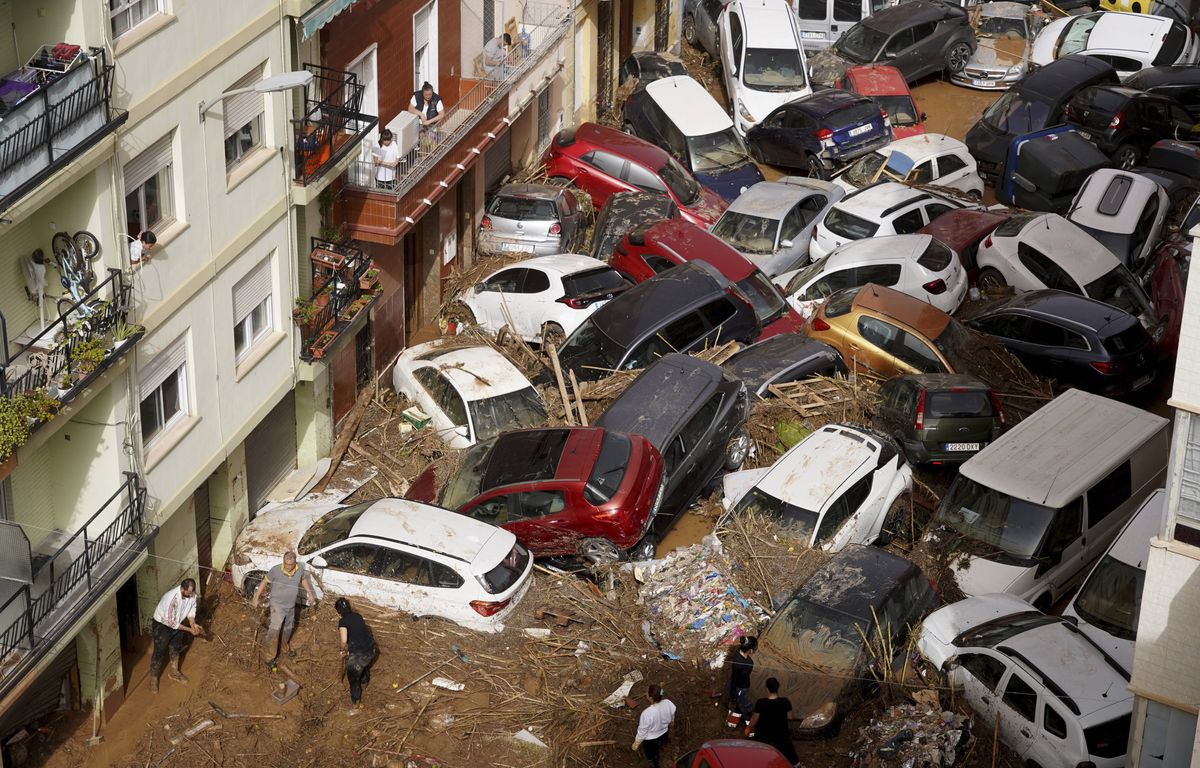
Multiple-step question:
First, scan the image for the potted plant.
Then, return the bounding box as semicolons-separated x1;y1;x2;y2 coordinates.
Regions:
310;329;339;360
20;389;60;423
57;373;75;397
112;320;140;350
71;338;107;377
359;267;380;291
292;298;319;327
0;398;32;463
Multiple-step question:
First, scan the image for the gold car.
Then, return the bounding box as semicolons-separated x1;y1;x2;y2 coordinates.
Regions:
803;283;970;378
1100;0;1146;12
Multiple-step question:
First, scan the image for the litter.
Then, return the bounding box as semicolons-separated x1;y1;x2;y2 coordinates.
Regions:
601;670;644;708
271;679;300;705
851;701;969;768
430;677;465;691
522;627;552;638
512;728;549;748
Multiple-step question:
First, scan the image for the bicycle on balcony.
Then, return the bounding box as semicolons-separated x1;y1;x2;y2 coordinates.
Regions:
50;230;103;328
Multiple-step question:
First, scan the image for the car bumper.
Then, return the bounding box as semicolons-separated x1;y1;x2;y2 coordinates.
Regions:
901;438;988;465
818;133;892;168
477;233;563;256
950;71;1021;90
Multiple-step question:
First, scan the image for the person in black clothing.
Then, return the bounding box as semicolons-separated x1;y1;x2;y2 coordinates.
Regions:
727;635;757;726
334;597;377;707
746;677;799;764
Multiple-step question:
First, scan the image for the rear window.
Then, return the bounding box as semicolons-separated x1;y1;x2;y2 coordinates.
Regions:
478;541;530;594
563;267;628;298
585;432;632;504
994;213;1038;237
824;287;858;318
824;207;880;240
1084;714;1131;759
927;390;993;418
1102;323;1148;355
1074;86;1129;116
488;196;559;221
982;90;1051;134
830;99;882;126
1155;23;1188;66
797;0;826;19
916;239;954;272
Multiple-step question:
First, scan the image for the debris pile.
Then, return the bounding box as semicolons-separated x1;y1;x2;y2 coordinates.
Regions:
851;697;971;768
717;511;831;612
744;376;881;468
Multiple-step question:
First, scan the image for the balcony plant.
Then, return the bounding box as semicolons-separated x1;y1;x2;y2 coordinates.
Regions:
112;320;141;349
310;329;339;360
58;373;75;397
0;389;61;461
359;267;380;291
72;338;107;377
292;298;319;327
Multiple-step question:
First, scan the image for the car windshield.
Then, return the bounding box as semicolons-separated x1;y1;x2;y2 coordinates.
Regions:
734;486;819;542
585;431;632;504
558;319;625;375
487;195;558;221
783;256;832;296
933;319;972;372
937;476;1055;561
478;541;530;594
763;597;865;672
1057;15;1097;57
1084;229;1133;262
824;207;879;240
977;15;1027;38
836;24;888;63
981;90;1052;134
440;440;495;510
469;387;547;442
687;129;754;173
1073;554;1143;641
875;95;920;127
737;271;790;323
712;211;780;254
841;152;889;188
297;500;378;555
743;47;809;91
1085;266;1152;320
659;156;702;206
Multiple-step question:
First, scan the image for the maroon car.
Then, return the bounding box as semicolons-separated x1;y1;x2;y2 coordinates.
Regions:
407;427;665;562
918;208;1010;285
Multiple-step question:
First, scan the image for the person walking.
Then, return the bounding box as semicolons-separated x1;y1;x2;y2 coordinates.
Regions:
251;551;317;671
372;129;401;190
727;635;757;727
630;683;675;768
334;597;377;710
745;677;799;764
148;578;203;693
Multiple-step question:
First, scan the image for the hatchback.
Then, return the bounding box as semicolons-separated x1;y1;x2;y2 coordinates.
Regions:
610;218;805;339
478;184;585;256
1066;168;1168;270
952;2;1043;91
1123;63;1200;121
809;182;964;260
407;427;665;562
875;374;1004;465
917;208;1010;282
541;123;728;226
1031;11;1198;76
1065;85;1198;169
718;0;813;136
589;191;679;262
966;289;1160;396
745;89;892;178
836;64;926;139
834;133;984;197
721;334;847;397
231;498;533;634
683;0;727;59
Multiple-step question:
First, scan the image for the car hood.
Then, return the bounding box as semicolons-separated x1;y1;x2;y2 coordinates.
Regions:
1030;17;1069;67
233;502;344;564
809;49;854;88
892;124;926;140
696;162;766;204
683;185;731;226
969;36;1028;70
751;644;855;721
965;118;1008;166
918;592;1036;667
737;86;811;133
950;554;1026;598
722;467;772;510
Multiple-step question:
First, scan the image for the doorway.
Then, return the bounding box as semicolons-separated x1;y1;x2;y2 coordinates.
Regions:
116;576;141;690
193;483;212;595
414;1;439;91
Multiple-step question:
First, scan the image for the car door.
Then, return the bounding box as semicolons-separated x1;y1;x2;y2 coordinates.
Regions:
882;25;919;74
308;541;385;605
921;202;956;226
749;108;789;165
1083;461;1133;582
677;392;726;503
474;267;528;331
853;314;903;374
948;650;1009;726
1036;496;1086;601
893;329;949;373
412;367;454;437
994;667;1044;761
719;8;741;101
374;547;468;622
934;152;971;191
510;488;577;555
559;192;581;249
815;471;876;550
580;150;632;205
699;0;724;55
890;207;925;236
782;109;819;168
517;267;553;339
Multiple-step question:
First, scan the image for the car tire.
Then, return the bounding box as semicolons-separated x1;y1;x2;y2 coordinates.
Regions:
806;155;829;181
578;537;621;565
1130;1;1141;10
242;571;266;600
541;322;566;350
1114;144;1140;170
977;267;1007;293
683;13;698;46
945;42;972;74
628;534;658;561
725;429;752;470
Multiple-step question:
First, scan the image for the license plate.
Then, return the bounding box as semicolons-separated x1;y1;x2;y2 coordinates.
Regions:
1133;374;1153;390
944;442;981;451
848;124;872;137
1077;130;1092;141
802;31;824;39
971;79;995;87
500;242;525;252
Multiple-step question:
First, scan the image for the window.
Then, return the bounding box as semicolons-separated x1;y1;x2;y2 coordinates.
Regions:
124;135;174;238
1024;319;1068;348
729;13;744;60
1087;461;1131;527
469;495;512;523
1042;498;1083;556
413;1;437;91
797;0;827;20
816;474;873;545
139;337;189;449
233;259;274;362
644;255;677;274
804;268;858;300
223;68;267;170
895;331;943;373
1001;673;1038;723
858;316;899;350
524;269;551;293
698;299;736;329
960;653;1007;690
1018;243;1080;293
833;0;862;22
376;549;464;588
884;28;917;56
626;163;667;193
110;0;162;38
323;543;381;574
938;153;967;176
583;150;627;178
785;110;816;131
414;368;448;404
892;209;924;235
515;489;568;518
910;161;934;184
681;395;721;452
537;87;552;149
1044;704;1068;739
855;263;902;287
485;268;527;292
925;203;954;221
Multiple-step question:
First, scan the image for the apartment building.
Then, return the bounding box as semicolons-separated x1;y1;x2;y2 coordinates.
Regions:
574;0;678;125
0;0;376;739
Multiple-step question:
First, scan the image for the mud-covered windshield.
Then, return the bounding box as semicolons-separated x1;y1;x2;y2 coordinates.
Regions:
763;597;864;672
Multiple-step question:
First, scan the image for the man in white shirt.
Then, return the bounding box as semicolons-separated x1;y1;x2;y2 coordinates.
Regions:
149;578;203;693
483;33;513;76
631;683;676;767
128;230;156;265
373;129;401;190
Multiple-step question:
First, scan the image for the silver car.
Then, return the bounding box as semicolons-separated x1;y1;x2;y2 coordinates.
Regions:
951;2;1042;90
478;184;584;256
708;177;844;277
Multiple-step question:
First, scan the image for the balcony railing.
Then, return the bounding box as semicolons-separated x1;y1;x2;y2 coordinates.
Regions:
292;63;378;186
0;268;140;402
0;472;154;694
294;239;381;362
343;1;572;200
0;47;128;213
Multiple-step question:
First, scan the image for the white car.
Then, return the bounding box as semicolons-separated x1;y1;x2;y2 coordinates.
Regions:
809;182;965;261
1067;169;1168;271
231;498;534;634
833;134;985;198
719;0;812;137
392;342;547;449
1031;11;1198;77
918;594;1134;768
974;212;1157;329
774;234;968;318
458;254;630;347
720;423;912;551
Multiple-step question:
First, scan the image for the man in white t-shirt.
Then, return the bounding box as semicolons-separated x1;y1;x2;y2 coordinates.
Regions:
149;578;203;693
373;130;401;189
128;230;157;265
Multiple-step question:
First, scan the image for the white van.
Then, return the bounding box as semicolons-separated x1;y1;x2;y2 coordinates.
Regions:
1064;488;1163;674
793;0;889;51
719;0;813;136
933;388;1168;609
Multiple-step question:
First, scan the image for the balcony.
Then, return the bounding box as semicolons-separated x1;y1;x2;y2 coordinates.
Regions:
291;64;378;204
0;46;128;215
0;473;154;699
292;240;381;362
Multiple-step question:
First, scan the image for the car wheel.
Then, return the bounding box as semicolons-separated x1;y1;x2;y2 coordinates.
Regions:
725;430;752;470
242;571;266;600
806;155;829;180
578;537;621;565
628;534;658;561
1130;1;1141;10
945;42;972;74
622;122;636;136
446;300;476;331
1114;144;1140;170
977;267;1007;293
683;13;698;45
541;322;566;350
548;176;574;188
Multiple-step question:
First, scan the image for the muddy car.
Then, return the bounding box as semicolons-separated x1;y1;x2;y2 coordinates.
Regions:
952;2;1044;91
721;334;847;397
590;191;679;262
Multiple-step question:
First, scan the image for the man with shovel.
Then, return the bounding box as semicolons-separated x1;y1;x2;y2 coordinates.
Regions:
149;578;203;693
251;551;317;671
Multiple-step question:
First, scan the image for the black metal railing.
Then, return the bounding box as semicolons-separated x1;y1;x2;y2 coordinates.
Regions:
298;239;379;361
292;63;378;186
0;47;128;213
0;268;138;400
0;473;152;673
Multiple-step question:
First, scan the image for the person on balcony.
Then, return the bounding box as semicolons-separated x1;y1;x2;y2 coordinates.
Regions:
148;578;203;693
372;129;401;190
483;32;514;77
407;82;445;149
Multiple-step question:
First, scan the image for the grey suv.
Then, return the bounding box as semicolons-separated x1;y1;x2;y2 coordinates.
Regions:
874;374;1004;465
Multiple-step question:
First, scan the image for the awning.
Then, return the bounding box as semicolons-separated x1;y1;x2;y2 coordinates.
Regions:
299;0;360;40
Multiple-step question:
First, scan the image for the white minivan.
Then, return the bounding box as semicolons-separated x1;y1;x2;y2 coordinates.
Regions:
793;0;889;51
720;0;813;136
1064;488;1163;674
932;388;1168;610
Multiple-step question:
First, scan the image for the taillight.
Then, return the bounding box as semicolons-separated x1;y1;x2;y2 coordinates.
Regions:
923;279;947;295
480;216;492;230
989;391;1006;426
549;222;562;235
983;235;993;249
810;316;831;331
470;598;512;617
1109;112;1123;129
815;128;833;141
880;110;888;120
914;389;926;430
1090;360;1126;374
558;295;589;309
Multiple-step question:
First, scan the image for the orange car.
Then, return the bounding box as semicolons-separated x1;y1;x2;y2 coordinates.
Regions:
804;283;970;377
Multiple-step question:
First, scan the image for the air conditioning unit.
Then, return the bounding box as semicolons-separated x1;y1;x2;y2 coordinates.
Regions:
388;111;420;155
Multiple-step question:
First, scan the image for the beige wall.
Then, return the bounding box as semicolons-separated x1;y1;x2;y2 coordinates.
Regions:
1131;541;1200;714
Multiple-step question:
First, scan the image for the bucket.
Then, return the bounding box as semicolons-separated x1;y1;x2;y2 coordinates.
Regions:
725;710;741;729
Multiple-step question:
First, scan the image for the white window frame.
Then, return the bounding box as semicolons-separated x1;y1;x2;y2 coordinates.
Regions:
109;0;164;39
413;1;439;92
233;257;275;364
139;337;190;451
1166;409;1200;539
224;116;263;170
234;297;272;362
222;67;267;171
124;135;175;237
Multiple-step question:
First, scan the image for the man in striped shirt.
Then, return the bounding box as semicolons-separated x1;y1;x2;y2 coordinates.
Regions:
149;578;203;693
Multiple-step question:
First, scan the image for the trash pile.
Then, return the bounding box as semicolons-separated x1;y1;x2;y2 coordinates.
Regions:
637;536;769;667
851;695;971;768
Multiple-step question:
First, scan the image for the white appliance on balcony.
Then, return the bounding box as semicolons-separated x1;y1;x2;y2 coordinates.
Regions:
387;111;420;156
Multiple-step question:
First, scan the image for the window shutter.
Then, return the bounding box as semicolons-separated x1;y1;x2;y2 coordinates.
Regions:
139;336;188;395
233;258;273;322
414;5;431;53
123;134;173;192
223;68;266;140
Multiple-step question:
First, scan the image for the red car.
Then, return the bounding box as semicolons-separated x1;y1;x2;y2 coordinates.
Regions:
407;427;664;562
836;65;926;140
541;123;727;228
673;740;792;768
1150;237;1187;356
918;208;1010;285
610;218;804;340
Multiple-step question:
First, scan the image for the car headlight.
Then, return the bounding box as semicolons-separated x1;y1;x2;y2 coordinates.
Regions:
800;701;837;729
737;100;756;124
1006;64;1024;76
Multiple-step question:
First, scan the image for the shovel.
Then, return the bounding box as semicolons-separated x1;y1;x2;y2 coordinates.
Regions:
209;701;285;720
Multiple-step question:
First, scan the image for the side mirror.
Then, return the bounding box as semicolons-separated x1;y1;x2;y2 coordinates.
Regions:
474;282;487;293
309;555;328;569
780;239;794;249
920;112;928;122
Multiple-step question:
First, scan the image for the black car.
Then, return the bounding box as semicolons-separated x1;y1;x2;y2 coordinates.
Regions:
966;55;1118;186
966;289;1160;397
683;0;724;59
553;261;761;383
1132;140;1200;220
1065;85;1199;170
808;0;975;87
874;374;1004;465
595;353;751;530
590;191;679;262
618;51;688;90
1123;65;1200;121
745;90;892;177
749;546;938;737
722;335;846;397
1000;128;1109;213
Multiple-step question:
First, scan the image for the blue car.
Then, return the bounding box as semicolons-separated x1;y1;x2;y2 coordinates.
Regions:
745;89;892;179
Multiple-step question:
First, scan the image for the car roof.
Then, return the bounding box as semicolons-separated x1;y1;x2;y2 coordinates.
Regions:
700;740;794;768
575;122;673;170
1018;54;1117;101
864;0;957;27
794;544;920;619
726;178;839;216
979;1;1027;18
791;89;868;116
481;428;575;489
887;373;990;391
981;289;1138;334
405;343;532;399
838;181;932;218
1125;64;1200;89
724;335;840;385
731;0;802;48
960;388;1166;507
1085;12;1175;54
918;209;1009;250
1106;488;1163;567
645;76;733;136
759;424;879;511
494;183;565;200
639;218;756;280
349;498;514;567
595;353;726;450
1011;214;1119;283
853;282;952;338
1070;169;1160;236
878;133;969;163
593;261;730;344
825;234;933;268
500;253;611;277
1079;84;1144;105
844;64;909;95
